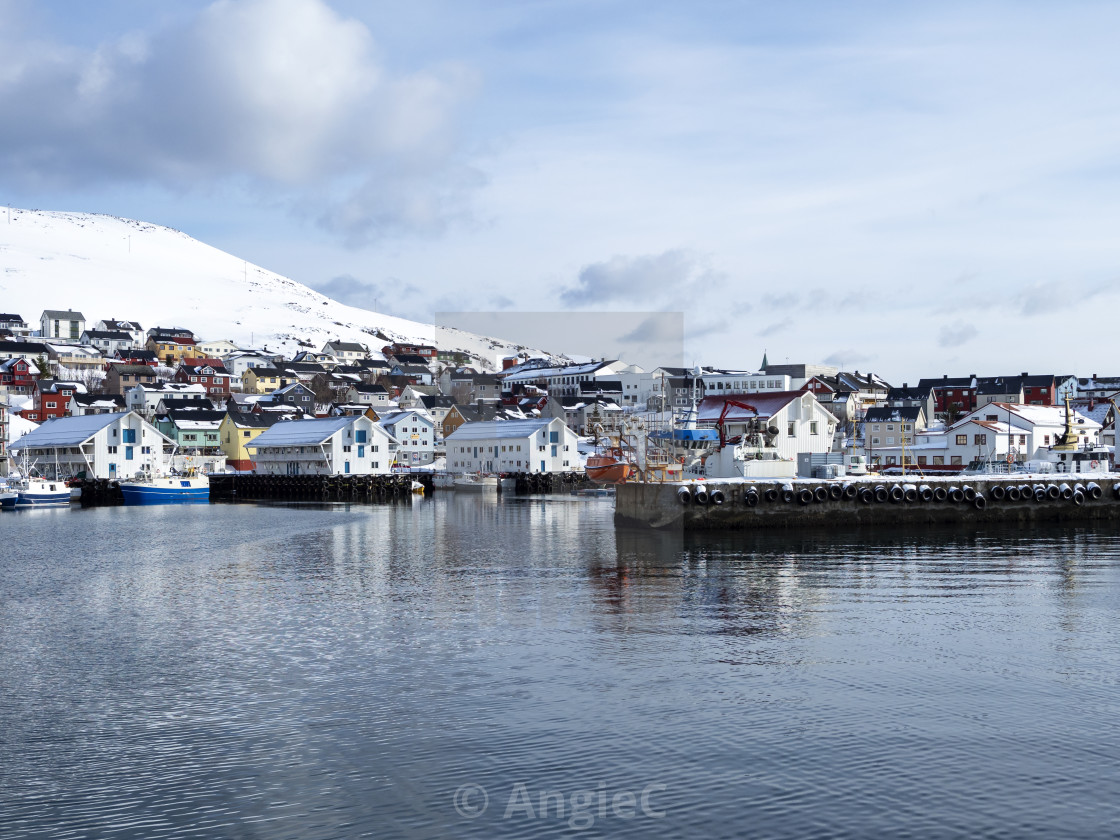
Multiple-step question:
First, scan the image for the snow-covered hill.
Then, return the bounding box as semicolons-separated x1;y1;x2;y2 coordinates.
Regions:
0;209;539;369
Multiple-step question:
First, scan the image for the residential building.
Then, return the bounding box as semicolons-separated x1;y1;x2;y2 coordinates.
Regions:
378;409;436;467
125;383;208;418
68;393;127;416
40;309;85;341
94;319;145;344
863;406;926;459
104;363;160;395
156;409;226;453
173;360;232;397
695;392;839;460
219;410;279;471
0;357;38;395
145;334;197;366
346;383;391;409
445;418;580;474
249;415;397;475
322;340;369;361
80;329;135;356
872;403;1103;469
23;379;85;422
194;339;240;358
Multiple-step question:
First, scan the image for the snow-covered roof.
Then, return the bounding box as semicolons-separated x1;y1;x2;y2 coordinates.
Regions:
250;416;363;447
11;412;126;448
446;418;559;441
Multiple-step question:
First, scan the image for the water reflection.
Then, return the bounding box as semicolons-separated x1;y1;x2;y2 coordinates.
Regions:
2;503;1120;839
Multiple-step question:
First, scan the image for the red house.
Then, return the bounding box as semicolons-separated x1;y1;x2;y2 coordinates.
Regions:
0;357;38;394
173;360;232;397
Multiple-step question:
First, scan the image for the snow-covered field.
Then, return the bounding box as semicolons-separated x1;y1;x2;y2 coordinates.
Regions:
0;209;542;369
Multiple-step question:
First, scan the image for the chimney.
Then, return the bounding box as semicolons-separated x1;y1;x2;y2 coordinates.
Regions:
1021;372;1028;377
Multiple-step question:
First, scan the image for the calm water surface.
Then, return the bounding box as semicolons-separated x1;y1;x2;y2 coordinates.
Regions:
2;495;1120;839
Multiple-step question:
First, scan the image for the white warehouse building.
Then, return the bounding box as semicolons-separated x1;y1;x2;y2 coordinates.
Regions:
10;411;174;479
249;415;398;476
445;418;579;474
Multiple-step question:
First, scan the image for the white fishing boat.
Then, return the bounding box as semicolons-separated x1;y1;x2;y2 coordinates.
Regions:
453;473;498;491
432;472;456;490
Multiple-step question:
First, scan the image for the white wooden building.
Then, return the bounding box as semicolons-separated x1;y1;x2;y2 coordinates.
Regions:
9;411;174;479
871;403;1103;469
249;415;398;475
378;409;435;467
696;391;839;460
445;418;579;474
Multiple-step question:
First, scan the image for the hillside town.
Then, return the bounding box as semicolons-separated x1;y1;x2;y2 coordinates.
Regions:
1;308;1117;482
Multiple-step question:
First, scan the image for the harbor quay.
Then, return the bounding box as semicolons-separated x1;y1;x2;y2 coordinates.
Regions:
615;475;1120;530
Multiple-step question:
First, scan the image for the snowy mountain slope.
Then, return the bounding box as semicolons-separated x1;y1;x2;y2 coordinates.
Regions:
0;209;540;369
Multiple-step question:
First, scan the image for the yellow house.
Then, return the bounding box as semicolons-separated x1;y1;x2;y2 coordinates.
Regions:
220;410;276;470
145;336;196;366
242;367;284;394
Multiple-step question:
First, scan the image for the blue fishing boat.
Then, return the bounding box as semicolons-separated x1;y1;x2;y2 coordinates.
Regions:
118;472;210;505
0;477;72;509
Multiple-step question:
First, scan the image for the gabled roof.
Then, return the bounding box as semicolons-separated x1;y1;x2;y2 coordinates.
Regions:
696;392;805;422
108;363;159;375
71;393;126;408
324;340;367;353
379;409;434;427
350;383;388;394
224;410;279;430
83;329;133;340
0;340;50;354
864;405;922;423
42;309;85;320
250;416;367;447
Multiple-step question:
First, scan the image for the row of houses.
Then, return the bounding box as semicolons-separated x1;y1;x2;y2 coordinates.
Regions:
10;408;580;481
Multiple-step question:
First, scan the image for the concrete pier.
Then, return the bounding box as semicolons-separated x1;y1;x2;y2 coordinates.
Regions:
615;476;1120;529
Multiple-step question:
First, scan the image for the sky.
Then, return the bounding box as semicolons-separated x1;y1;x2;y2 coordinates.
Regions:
2;0;1120;382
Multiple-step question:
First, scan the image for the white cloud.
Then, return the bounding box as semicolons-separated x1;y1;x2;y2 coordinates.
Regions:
0;0;479;240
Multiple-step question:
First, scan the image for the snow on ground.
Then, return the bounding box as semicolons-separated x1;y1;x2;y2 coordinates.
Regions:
0;209;548;370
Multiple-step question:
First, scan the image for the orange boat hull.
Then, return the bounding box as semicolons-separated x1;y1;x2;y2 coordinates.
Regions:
586;455;632;484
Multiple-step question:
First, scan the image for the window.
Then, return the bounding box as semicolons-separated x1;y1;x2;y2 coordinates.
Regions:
917;456;927;465
107;445;118;454
933;456;944;465
810;421;819;435
243;430;251;438
974;434;986;445
872;424;880;432
951;456;962;465
886;437;895;445
787;422;795;436
1044;435;1050;445
45;401;56;409
955;435;967;445
886;424;894;431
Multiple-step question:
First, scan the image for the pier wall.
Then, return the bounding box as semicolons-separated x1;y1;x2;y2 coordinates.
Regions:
615;477;1120;530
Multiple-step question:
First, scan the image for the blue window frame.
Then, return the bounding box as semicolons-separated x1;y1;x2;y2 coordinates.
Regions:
125;446;134;460
549;431;558;443
123;429;137;443
358;445;365;458
356;429;367;443
344;461;351;474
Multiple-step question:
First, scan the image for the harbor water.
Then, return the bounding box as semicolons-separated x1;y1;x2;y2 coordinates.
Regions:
2;496;1120;838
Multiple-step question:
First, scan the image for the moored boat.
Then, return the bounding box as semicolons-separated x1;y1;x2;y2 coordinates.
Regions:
453;473;498;491
0;477;72;509
585;449;633;484
119;472;210;505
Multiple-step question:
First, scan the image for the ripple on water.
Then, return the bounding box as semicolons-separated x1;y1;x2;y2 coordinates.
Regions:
2;504;1120;838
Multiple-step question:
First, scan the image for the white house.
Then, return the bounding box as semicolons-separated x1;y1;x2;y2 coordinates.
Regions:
195;338;241;358
445;418;579;474
322;340;369;362
126;383;208;418
378;409;436;467
10;411;174;479
347;383;392;409
249;415;398;475
95;319;145;345
696;391;839;460
40;309;86;342
80;329;136;356
871;402;1103;469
